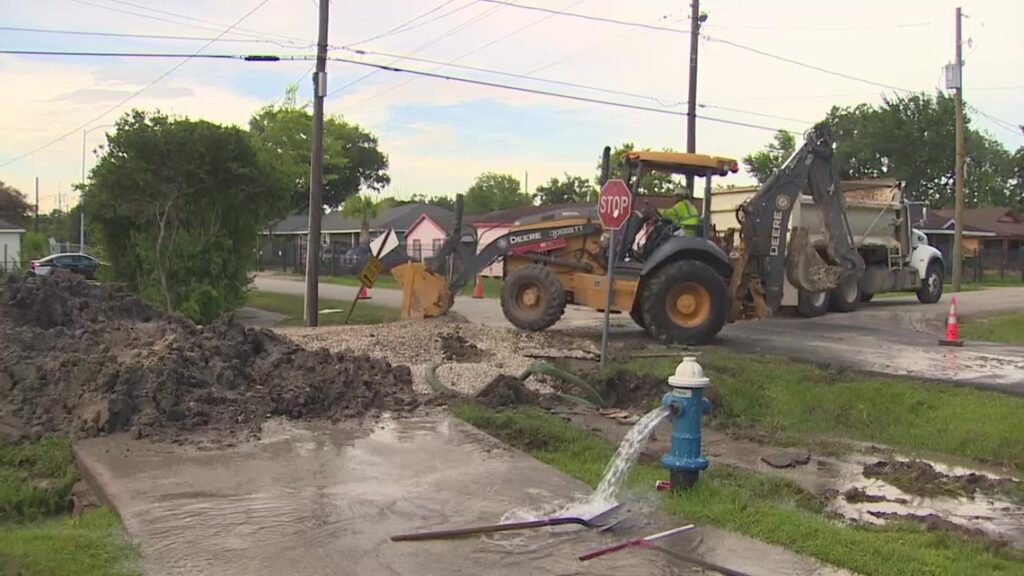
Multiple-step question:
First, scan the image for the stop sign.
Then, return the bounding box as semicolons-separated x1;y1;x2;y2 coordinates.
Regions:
597;179;632;230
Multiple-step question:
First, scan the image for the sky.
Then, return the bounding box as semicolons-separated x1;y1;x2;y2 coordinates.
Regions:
1;0;1022;213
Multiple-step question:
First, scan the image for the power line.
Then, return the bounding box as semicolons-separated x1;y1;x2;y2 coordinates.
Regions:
64;0;303;46
698;103;812;125
0;24;308;45
478;0;691;34
342;0;464;47
101;0;306;44
967;105;1023;137
0;49;248;59
0;0;275;170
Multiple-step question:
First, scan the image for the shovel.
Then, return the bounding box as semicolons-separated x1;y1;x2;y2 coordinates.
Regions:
391;503;624;541
578;523;695;561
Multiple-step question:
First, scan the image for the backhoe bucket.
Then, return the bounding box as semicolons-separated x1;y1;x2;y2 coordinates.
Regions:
786;229;841;294
392;262;454;319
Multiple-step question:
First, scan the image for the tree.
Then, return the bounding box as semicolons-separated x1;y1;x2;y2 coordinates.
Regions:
597;143;678;195
84;110;287;322
399;193;456;210
463;172;530;214
249;97;389;212
1012;147;1024;208
0;181;31;227
823;92;1015;207
341;195;391;244
534;174;596;204
742;130;796;184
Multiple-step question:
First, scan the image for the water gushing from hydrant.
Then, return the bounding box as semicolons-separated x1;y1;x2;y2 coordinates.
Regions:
589;406;670;506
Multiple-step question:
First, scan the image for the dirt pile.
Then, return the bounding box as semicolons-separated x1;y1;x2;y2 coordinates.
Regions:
0;271;416;443
475;375;538;408
438;327;489;363
596;370;719;411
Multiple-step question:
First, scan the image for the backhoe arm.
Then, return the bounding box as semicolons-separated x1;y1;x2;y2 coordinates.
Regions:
739;126;864;311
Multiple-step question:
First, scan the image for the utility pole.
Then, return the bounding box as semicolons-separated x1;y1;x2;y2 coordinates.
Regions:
304;0;330;326
34;177;39;233
80;130;87;253
951;6;966;292
685;1;706;195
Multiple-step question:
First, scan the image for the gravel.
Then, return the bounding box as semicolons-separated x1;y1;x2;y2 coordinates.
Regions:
278;317;598;396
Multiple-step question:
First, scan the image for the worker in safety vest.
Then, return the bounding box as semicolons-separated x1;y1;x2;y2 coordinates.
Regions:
658;186;701;237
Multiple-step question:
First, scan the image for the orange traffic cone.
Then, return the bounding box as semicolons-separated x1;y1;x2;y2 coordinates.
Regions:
472;275;484;299
938;296;963;347
358;285;371;300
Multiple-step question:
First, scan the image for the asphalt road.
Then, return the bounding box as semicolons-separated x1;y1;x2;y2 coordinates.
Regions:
253;274;1024;394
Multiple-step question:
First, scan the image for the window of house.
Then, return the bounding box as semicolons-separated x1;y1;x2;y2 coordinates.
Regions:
432;238;443;257
412;239;422;260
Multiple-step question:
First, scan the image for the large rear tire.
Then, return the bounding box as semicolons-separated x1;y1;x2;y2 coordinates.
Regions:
797;290;829;317
828;276;860;313
641;260;727;345
916;261;944;304
501;265;566;331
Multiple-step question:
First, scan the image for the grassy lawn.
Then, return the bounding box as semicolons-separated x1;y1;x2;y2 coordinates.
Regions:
619;350;1024;474
959;312;1024;345
245;290;400;326
454;405;1024;576
0;437;138;576
277;272;504;299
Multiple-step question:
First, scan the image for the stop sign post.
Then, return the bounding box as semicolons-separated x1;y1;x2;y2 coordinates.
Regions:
597;179;632;369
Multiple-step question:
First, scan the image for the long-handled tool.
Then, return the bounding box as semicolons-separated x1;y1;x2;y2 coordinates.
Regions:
578;523;695;561
391;503;623;542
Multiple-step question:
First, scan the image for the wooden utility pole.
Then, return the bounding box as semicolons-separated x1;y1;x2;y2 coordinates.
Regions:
304;0;330;326
685;1;704;194
951;6;966;292
34;177;39;233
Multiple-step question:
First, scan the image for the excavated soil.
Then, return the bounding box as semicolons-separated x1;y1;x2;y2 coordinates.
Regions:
474;375;539;408
595;370;720;411
0;271;416;444
438;327;489;363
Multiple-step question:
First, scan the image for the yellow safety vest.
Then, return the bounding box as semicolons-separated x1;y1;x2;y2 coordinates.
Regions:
658;200;701;237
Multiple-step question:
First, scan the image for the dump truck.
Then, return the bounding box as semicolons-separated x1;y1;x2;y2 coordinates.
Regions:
711;181;945;316
393;126;912;344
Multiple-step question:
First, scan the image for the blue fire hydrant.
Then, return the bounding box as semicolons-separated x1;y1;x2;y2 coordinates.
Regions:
660;356;712;491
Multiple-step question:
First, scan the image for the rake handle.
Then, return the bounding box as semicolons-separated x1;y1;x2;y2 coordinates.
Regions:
578;539;650;561
391;517;582;541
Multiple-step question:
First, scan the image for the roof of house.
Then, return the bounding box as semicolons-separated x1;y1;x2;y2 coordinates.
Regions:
918;213;995;236
932;207;1024;238
266;202;454;235
0;218;26;232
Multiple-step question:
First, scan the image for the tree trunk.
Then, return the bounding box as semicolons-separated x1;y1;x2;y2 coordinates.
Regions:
360;215;369;245
155;199;175;313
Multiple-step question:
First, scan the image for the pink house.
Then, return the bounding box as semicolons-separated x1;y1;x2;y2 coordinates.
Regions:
403;212;451;263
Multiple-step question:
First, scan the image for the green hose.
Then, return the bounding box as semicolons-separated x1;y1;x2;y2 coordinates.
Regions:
517;361;605;407
425;361;604;408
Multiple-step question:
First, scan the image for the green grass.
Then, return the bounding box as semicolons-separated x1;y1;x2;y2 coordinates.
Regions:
278;272;504;299
0;437;78;523
453;405;1024;576
960;312;1024;345
245;290;400;326
618;350;1024;474
0;509;138;576
0;438;139;576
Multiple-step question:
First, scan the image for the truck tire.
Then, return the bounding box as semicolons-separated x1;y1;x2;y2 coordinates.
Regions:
828;276;860;313
859;292;874;303
797;290;829;317
501;265;566;331
641;260;727;345
916;261;944;304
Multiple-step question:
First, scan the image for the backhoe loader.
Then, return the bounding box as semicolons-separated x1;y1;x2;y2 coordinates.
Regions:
393;125;864;345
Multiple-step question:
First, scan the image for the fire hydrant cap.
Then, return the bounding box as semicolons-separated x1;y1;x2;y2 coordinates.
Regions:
668;356;710;388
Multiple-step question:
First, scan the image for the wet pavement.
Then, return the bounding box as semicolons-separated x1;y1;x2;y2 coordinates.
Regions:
569;410;1024;550
75;413;851;576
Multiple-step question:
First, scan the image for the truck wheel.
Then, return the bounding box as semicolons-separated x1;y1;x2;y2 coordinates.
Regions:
641;260;727;345
859;292;874;303
797;290;829;317
501;265;566;331
828;277;860;313
916;261;944;304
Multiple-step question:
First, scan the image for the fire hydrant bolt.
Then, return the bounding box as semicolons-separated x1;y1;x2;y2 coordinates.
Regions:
660;356;710;491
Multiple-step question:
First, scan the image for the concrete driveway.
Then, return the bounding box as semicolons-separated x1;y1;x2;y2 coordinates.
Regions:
253;274;1024;393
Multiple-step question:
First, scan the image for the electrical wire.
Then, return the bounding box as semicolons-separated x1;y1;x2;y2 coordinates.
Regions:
967;105;1023;137
0;49;246;59
0;0;275;170
477;0;691;34
342;0;464;48
0;25;305;45
101;0;306;44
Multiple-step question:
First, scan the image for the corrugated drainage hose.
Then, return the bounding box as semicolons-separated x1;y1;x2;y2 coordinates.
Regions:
425;361;604;407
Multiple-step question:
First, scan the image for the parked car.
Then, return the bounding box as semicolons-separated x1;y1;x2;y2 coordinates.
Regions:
30;253;99;279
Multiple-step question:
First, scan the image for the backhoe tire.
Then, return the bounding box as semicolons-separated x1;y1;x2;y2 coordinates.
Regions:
501;265;566;331
641;260;727;345
916;261;944;304
859;292;874;303
797;290;829;317
828;276;860;313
